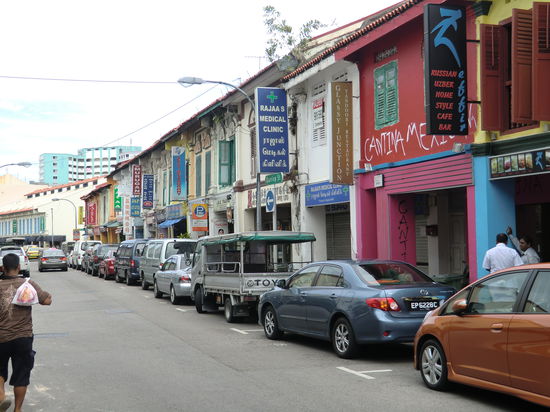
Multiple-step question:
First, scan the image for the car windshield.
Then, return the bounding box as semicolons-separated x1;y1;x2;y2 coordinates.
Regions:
165;241;196;258
355;262;433;286
1;249;23;256
81;242;100;250
100;245;118;256
43;250;65;257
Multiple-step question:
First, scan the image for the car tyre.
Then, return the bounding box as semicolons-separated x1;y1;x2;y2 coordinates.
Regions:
115;271;122;283
126;272;133;286
332;317;358;359
63;267;68;272
263;306;282;339
141;273;149;290
224;297;236;323
153;281;163;298
38;268;43;272
195;287;205;313
170;286;181;305
420;339;449;391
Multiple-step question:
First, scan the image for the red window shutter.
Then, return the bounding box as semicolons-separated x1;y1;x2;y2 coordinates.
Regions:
533;2;550;121
511;8;533;124
481;24;503;130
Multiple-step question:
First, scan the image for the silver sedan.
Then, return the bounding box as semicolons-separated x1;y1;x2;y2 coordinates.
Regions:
153;254;192;304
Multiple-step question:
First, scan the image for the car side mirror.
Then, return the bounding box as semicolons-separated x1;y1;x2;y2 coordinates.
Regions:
276;279;287;289
185;259;191;267
451;298;468;315
113;252;118;257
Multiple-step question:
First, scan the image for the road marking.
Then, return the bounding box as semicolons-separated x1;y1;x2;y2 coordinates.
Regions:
119;287;126;289
176;308;188;312
142;295;151;299
336;367;392;380
230;328;263;335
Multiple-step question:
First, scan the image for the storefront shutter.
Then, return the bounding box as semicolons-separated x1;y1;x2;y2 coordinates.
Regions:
512;9;533;124
326;212;351;260
480;24;503;130
533;2;550;120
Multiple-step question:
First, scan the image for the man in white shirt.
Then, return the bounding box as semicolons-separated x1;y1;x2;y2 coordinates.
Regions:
483;233;523;273
506;227;540;264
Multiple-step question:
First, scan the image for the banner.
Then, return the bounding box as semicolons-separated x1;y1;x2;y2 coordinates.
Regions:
114;186;122;211
78;206;84;225
87;202;97;226
130;197;141;217
255;87;289;173
191;203;208;232
329;82;353;185
132;164;142;196
424;4;467;135
171;147;187;201
123;197;132;235
142;174;154;208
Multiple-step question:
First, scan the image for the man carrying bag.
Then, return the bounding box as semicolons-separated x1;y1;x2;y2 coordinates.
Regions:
0;253;52;412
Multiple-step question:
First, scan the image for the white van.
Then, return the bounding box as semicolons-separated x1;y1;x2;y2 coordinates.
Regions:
70;240;102;269
140;238;196;290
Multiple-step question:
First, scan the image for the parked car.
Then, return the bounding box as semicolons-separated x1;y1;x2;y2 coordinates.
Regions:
61;241;75;258
153;254;193;304
114;239;149;285
99;250;117;280
90;244;119;276
24;245;41;259
414;263;550;408
258;260;456;358
0;246;30;277
140;239;196;290
38;248;68;272
70;240;102;269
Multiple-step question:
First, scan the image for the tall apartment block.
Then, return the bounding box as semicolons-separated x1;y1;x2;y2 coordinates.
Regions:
39;146;141;185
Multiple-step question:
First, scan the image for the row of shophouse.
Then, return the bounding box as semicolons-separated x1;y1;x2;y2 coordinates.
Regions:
8;0;547;286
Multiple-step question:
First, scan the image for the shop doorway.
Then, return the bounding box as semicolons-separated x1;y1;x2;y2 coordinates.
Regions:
516;203;549;262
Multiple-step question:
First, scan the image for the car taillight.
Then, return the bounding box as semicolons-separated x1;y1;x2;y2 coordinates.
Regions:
366;297;401;312
179;275;191;283
130;260;135;267
159;263;163;269
94;256;98;262
60;257;67;261
41;258;47;262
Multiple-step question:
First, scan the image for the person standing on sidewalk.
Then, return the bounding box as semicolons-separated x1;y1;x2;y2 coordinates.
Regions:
0;253;52;412
506;226;540;264
482;233;523;274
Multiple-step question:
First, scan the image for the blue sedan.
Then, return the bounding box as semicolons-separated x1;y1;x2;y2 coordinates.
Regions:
258;260;456;358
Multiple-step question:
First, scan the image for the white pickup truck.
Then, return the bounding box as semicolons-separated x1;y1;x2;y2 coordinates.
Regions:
190;231;316;322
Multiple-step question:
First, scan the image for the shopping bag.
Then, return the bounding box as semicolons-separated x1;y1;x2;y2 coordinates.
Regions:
11;278;39;306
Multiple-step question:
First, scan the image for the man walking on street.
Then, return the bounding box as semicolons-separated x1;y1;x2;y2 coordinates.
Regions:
483;233;523;274
0;253;52;412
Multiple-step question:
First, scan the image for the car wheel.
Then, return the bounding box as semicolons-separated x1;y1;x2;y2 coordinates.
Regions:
115;271;121;283
126;272;133;286
170;286;181;305
153;281;163;298
224;297;236;323
141;273;149;290
63;267;68;272
39;268;43;272
420;339;449;390
195;287;205;313
263;306;282;339
332;317;358;359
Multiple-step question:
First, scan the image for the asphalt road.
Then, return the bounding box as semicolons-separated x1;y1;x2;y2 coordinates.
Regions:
5;261;546;412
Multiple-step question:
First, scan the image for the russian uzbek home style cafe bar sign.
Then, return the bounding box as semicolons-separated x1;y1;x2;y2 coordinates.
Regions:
424;4;467;135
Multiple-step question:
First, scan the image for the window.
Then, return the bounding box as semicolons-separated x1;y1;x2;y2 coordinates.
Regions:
481;4;550;131
467;271;529;314
135;243;146;257
523;271;550;313
205;151;211;193
153;243;162;259
195;155;202;197
219;140;235;187
311;81;327;147
288;265;321;288
316;265;344;287
374;60;398;129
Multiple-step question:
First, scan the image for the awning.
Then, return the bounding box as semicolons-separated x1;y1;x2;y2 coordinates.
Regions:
157;217;184;228
104;221;120;228
202;231;316;246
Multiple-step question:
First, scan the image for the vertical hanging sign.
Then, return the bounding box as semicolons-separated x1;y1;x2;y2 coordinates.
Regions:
132;164;142;196
114;186;122;211
255;87;289;173
328;82;354;185
142;174;154;208
87;202;97;226
171;147;187;201
424;4;467;135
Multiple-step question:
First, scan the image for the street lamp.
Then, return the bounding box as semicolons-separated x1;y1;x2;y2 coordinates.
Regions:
0;162;32;168
177;76;262;231
52;198;78;233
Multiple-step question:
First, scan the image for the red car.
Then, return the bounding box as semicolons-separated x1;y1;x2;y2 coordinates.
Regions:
98;251;117;280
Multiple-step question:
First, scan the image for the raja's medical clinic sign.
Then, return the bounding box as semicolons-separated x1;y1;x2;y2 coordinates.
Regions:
424;4;467;135
255;87;289;173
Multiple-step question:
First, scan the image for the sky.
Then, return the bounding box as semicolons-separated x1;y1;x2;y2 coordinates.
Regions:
0;0;396;183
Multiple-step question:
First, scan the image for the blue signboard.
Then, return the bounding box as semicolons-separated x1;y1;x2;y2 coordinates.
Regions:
266;189;275;213
130;197;141;217
255;87;289;173
305;182;350;207
142;174;154;209
171;146;187;201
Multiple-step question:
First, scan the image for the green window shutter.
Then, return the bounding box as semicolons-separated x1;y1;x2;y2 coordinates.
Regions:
374;67;386;129
196;155;202;197
385;62;398;124
230;140;235;184
219;141;233;187
205;151;211;194
374;60;399;129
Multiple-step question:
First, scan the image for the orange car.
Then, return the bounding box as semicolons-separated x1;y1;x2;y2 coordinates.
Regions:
414;264;550;408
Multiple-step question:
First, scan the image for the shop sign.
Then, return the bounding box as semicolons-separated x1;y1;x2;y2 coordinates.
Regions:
117;173;131;197
329;82;353;185
142;174;154;208
191;203;208;232
12;219;17;234
132;165;142;196
166;203;185;220
73;229;80;241
247;184;291;208
171;147;187;201
130;197;141;217
123;197;132;235
255;87;289;173
154;209;166;224
213;197;229;213
489;149;550;180
93;226;101;236
114;186;122;211
305;182;350;207
87;202;97;226
424;4;467;135
78;206;84;225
